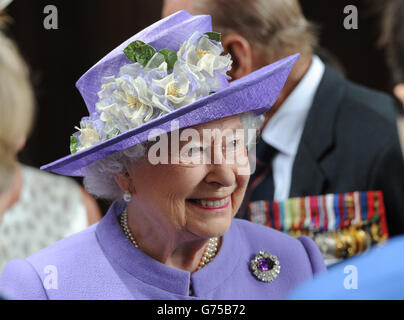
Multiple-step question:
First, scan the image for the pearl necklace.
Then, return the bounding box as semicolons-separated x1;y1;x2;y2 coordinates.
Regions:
120;208;219;271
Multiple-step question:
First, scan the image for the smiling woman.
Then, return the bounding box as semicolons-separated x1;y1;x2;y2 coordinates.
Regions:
0;10;325;300
111;116;251;272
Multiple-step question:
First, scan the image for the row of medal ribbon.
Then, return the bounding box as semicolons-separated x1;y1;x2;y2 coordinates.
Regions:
248;190;389;263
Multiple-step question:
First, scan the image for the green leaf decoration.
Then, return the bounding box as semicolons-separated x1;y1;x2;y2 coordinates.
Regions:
135;44;157;67
204;32;221;42
70;136;78;154
158;48;178;70
146;52;166;69
132;40;146;48
124;40;146;62
124;40;156;66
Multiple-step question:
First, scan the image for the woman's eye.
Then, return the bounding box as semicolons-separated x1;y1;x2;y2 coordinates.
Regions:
188;147;202;157
224;138;245;156
229;139;239;149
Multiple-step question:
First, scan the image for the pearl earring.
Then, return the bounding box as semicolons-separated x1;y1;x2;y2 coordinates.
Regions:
123;190;132;202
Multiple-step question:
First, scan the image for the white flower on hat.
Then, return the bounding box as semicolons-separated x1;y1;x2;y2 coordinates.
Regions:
153;64;200;108
178;32;232;78
70;31;232;154
75;121;100;152
95;62;172;141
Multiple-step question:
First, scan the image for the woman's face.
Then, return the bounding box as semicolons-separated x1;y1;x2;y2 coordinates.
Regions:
127;115;250;240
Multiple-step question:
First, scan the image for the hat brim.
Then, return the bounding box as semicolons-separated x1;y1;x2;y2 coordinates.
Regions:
41;53;299;176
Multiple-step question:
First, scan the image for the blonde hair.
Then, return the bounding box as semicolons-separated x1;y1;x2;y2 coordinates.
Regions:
191;0;318;62
0;25;34;194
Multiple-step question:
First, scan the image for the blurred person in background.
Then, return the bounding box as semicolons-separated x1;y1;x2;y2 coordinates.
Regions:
287;0;404;299
163;0;404;266
379;0;404;148
0;4;101;272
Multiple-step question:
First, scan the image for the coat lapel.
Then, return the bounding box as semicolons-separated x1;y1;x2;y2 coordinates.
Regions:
289;66;346;197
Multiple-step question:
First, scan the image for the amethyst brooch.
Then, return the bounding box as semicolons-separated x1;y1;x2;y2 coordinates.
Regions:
250;251;281;282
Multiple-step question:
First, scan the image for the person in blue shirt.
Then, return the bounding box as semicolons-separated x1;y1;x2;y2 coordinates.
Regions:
288;235;404;299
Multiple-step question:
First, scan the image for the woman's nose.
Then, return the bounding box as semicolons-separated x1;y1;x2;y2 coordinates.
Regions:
204;161;237;187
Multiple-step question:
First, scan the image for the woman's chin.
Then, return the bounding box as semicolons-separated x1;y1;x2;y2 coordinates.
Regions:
185;210;233;238
189;224;231;239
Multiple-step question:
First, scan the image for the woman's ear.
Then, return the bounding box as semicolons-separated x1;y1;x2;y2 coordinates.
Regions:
221;33;253;80
113;171;134;194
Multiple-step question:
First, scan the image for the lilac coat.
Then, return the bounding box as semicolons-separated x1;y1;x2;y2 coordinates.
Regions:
0;201;325;299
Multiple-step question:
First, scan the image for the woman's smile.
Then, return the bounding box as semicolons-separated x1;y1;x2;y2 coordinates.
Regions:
187;196;231;210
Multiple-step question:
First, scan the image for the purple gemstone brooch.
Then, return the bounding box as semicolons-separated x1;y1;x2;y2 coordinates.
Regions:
250;250;281;282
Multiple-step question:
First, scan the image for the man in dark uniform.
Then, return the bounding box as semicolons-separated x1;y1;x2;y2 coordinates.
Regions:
289;0;404;298
162;0;404;238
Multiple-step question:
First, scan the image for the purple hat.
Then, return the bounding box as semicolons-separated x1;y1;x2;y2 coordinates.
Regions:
41;10;299;176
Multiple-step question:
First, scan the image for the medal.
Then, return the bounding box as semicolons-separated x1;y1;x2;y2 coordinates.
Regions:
353;192;361;226
246;190;389;267
326;194;336;232
279;201;285;231
370;223;384;243
345;193;354;225
376;191;389;238
350;225;366;254
304;196;311;232
341;228;357;257
333;231;345;259
273;202;281;230
284;199;293;233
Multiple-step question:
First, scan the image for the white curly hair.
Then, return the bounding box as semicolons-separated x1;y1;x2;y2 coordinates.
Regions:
83;112;265;201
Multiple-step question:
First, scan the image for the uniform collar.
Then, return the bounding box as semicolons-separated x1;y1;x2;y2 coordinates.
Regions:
95;201;242;297
261;55;325;156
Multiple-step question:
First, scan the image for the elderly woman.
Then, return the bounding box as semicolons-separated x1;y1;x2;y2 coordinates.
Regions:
0;11;325;300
